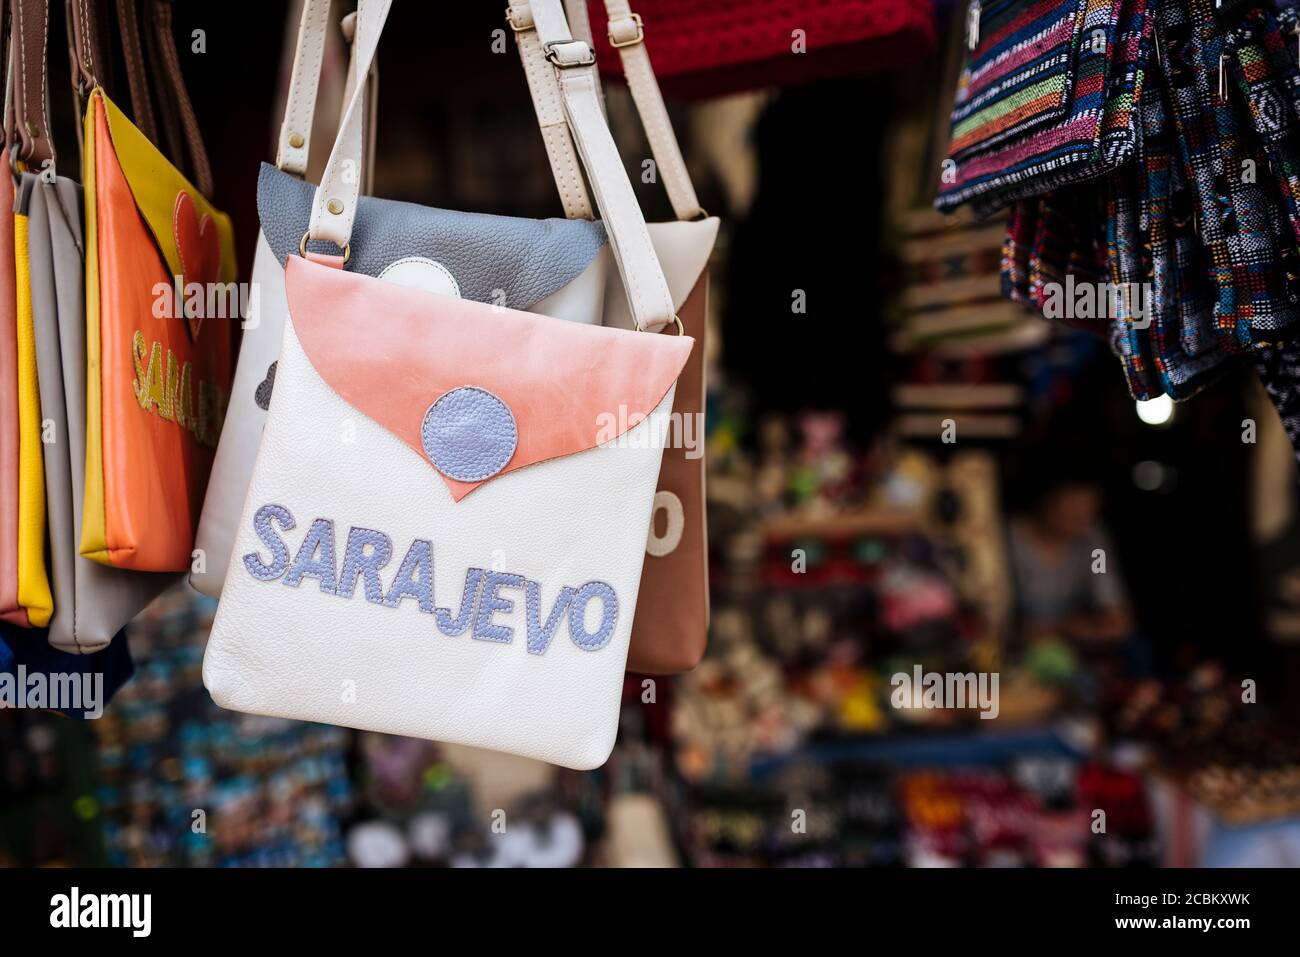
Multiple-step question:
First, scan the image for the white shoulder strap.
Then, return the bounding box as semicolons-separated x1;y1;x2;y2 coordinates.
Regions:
507;1;594;220
275;0;377;184
511;0;704;222
339;10;378;197
310;0;677;332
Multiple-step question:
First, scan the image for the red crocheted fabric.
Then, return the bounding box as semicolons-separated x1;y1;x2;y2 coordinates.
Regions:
587;0;936;100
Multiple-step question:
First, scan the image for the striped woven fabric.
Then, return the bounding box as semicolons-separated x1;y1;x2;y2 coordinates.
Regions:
937;0;1132;211
971;0;1153;215
948;0;1091;159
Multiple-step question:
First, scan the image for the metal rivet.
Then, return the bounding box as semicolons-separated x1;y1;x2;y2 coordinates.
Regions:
327;198;344;215
288;132;305;149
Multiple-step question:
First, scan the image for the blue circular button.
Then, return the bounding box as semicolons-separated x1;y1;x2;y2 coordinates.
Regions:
421;387;518;482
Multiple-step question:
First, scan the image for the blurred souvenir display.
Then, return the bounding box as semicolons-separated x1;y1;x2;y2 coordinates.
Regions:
6;0;1300;876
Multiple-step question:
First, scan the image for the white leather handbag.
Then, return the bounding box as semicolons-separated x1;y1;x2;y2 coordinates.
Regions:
202;0;689;770
190;0;611;598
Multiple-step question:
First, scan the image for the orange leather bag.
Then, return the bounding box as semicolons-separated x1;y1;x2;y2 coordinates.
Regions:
75;0;235;572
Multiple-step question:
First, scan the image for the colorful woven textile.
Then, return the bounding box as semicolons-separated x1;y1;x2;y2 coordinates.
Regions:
1135;59;1238;398
1160;0;1300;347
939;0;1147;211
975;0;1155;214
947;0;1092;159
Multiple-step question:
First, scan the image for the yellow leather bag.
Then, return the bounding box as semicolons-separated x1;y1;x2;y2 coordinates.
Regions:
13;203;52;625
75;1;235;572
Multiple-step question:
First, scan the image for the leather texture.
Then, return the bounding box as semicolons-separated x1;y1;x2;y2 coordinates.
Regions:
307;0;389;246
525;0;724;671
521;0;705;222
144;0;214;197
27;173;175;652
80;89;234;571
311;0;674;331
191;189;610;597
626;273;708;673
528;0;676;331
285;255;690;500
203;258;689;769
508;1;596;219
258;163;608;309
12;0;57;166
276;0;336;177
274;0;379;179
13;191;53;627
116;0;158;146
602;219;718;674
0;148;30;627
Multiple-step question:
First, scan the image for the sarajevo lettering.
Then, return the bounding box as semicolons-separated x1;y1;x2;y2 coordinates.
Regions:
241;504;618;654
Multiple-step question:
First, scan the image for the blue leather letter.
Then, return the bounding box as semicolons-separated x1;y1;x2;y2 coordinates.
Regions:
283;518;339;594
384;538;435;613
243;504;295;581
525;581;575;655
338;526;394;604
473;572;525;644
568;581;618;651
436;567;485;637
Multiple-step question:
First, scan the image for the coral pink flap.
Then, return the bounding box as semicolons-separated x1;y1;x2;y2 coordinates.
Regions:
285;256;692;500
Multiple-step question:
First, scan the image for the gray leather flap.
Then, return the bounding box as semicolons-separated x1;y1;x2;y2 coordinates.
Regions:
257;164;607;310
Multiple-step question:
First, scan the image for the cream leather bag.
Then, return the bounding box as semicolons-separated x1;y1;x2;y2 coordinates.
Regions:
191;0;612;598
203;0;688;770
511;0;718;674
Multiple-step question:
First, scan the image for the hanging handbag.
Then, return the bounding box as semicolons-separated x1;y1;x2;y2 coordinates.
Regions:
937;0;1156;215
0;0;28;626
512;0;717;674
15;0;174;652
582;0;936;100
74;0;236;572
203;0;691;769
8;22;51;626
190;0;612;599
0;136;24;626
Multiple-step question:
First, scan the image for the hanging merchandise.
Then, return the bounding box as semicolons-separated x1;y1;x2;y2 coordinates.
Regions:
582;0;937;100
203;0;692;770
936;0;1154;215
511;0;719;674
1232;0;1300;458
936;0;1300;460
191;0;610;600
0;118;24;627
12;0;173;653
75;0;236;573
10;60;53;628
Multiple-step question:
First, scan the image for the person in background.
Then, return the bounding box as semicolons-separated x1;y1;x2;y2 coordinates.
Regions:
1008;478;1134;649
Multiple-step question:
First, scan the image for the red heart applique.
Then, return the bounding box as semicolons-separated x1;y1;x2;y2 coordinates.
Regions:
172;191;222;339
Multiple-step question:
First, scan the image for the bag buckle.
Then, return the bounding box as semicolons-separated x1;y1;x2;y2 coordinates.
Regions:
544;39;596;68
505;4;533;33
608;13;644;48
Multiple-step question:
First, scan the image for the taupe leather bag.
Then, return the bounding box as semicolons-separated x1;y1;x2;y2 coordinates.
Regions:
20;0;174;652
